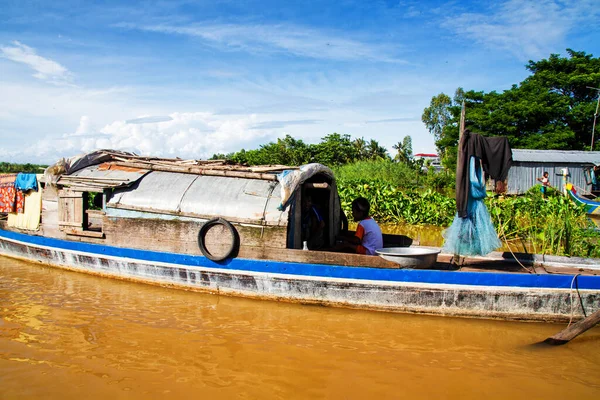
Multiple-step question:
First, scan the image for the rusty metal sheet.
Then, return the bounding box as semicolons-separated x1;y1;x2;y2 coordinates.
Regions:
110;171;198;211
58;162;149;188
180;175;283;223
108;171;286;225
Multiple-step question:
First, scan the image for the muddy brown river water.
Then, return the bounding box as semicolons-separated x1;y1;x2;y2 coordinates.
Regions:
1;256;599;399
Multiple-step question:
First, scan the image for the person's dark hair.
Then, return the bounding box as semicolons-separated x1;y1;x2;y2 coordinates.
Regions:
351;197;370;215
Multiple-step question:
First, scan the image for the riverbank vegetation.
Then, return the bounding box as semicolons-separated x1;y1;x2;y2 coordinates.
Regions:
337;181;600;258
212;133;456;191
488;188;600;258
0;162;47;173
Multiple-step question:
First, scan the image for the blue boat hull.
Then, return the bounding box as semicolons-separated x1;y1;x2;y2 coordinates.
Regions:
1;229;599;322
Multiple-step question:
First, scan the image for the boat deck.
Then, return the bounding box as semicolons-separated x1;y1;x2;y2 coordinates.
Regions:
436;253;600;276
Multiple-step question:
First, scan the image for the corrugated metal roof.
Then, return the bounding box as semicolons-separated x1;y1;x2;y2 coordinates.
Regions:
108;171;286;225
512;149;600;165
57;162;149;190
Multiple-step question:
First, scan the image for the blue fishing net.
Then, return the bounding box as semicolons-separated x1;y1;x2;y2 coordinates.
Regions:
443;156;502;256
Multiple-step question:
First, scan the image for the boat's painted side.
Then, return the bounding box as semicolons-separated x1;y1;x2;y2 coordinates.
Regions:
1;229;598;322
566;183;600;215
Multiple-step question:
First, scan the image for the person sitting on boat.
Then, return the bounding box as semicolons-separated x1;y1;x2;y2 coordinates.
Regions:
537;171;550;198
301;194;325;250
336;197;383;255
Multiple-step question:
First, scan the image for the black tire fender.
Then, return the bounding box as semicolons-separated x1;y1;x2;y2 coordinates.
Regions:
198;218;240;261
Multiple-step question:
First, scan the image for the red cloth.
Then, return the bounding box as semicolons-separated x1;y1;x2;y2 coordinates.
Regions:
0;182;24;213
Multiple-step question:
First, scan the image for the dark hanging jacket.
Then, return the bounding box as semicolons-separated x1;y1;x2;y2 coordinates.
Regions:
455;130;512;218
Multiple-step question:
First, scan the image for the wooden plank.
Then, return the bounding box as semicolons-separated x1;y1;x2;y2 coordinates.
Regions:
59;221;85;227
58;189;83;230
544;309;600;345
64;228;105;238
103;217;288;251
113;161;279;181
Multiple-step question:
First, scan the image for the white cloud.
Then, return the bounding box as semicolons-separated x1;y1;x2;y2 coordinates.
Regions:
126;116;174;124
0;41;73;85
443;0;599;60
74;116;95;135
118;22;405;63
44;112;279;161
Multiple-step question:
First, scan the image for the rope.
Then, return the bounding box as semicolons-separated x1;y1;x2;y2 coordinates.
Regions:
574;274;588;318
568;274;579;327
495;212;533;274
567;274;588;328
573;184;596;198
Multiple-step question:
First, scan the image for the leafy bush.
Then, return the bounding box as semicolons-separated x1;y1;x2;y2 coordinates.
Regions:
338;179;455;226
333;159;455;191
0;162;47;173
487;186;600;257
337;180;600;257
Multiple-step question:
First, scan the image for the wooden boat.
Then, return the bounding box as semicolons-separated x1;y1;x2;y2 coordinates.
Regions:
1;150;599;322
565;183;600;215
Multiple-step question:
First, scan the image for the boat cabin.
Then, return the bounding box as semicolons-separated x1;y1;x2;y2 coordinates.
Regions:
28;150;405;266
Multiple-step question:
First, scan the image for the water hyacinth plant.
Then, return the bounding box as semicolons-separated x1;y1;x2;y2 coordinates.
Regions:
337;180;600;258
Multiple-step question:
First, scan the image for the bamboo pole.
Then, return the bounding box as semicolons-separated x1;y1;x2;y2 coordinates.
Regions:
113;161;279;181
452;101;466;266
588;86;600;151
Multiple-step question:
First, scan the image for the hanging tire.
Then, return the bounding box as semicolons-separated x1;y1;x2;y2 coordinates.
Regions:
198;218;240;262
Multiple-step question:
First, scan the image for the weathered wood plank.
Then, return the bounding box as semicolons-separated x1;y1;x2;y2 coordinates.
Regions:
59;221;86;227
102;217;288;252
64;228;105;238
113;161;279;181
544;309;600;345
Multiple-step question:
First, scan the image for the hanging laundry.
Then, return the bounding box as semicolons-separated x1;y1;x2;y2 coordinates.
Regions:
8;180;42;230
0;174;24;213
455;130;512;218
15;173;38;192
443;156;502;256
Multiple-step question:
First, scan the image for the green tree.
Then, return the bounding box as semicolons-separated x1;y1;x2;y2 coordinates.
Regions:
422;93;452;144
423;49;600;159
313;133;358;166
392;135;413;165
353;137;369;160
366;139;388;161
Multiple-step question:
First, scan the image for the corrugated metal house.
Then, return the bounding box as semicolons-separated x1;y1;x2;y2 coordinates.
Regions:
506;150;600;195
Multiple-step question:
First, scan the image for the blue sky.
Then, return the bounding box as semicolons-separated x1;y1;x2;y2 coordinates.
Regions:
1;0;599;163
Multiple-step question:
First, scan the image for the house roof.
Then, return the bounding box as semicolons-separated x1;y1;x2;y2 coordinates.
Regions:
414;153;438;157
57;162;150;191
512;149;600;165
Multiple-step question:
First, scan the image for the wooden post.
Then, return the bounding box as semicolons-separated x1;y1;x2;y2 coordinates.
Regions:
459;100;466;139
452;101;466;267
544;309;600;345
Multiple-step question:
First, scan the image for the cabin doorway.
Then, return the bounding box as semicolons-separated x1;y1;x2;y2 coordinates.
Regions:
295;175;340;250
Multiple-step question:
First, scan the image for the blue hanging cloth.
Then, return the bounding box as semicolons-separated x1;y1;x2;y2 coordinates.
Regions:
443;156;501;256
15;173;38;192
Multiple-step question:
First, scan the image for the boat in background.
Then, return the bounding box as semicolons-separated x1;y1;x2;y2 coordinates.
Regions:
565;183;600;215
